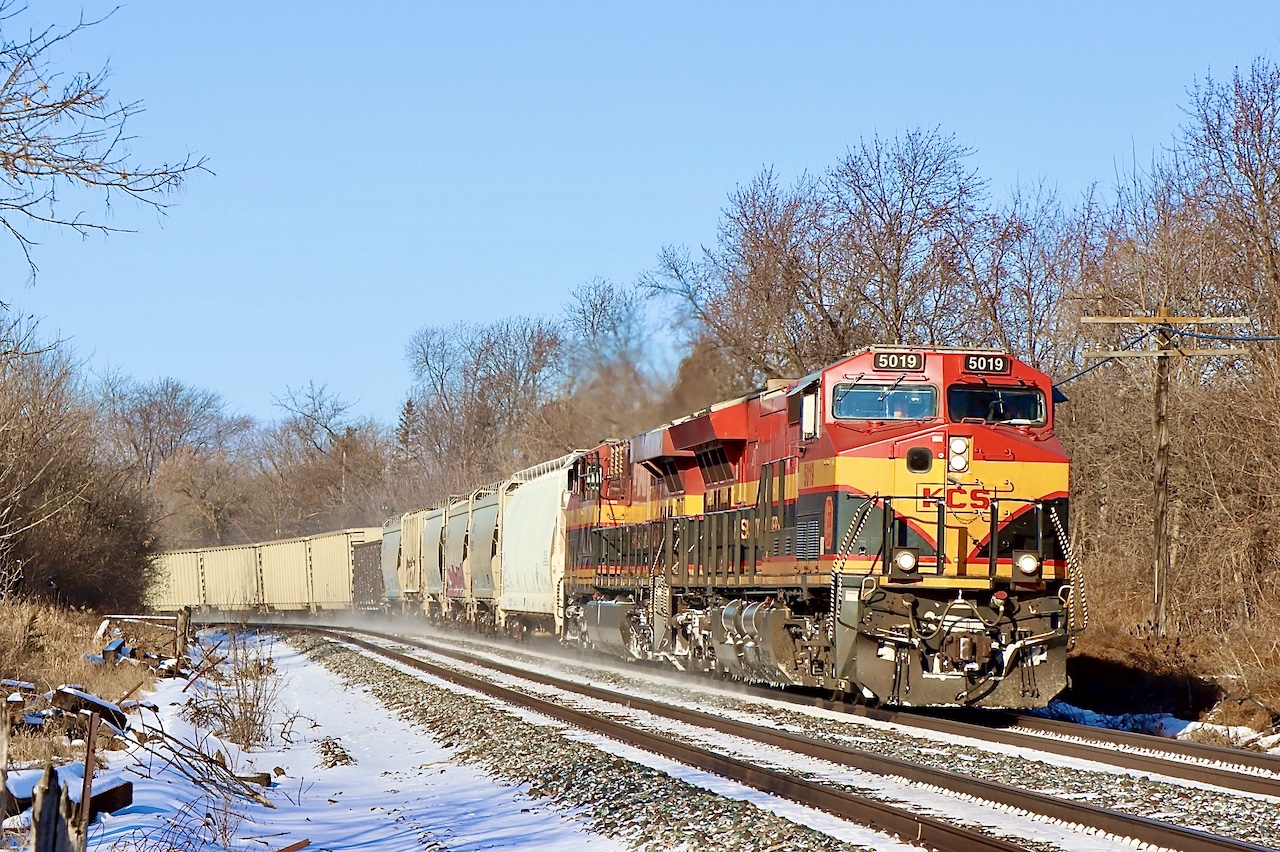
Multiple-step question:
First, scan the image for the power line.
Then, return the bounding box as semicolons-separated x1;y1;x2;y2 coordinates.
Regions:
1053;330;1156;387
1169;327;1280;343
1077;309;1251;638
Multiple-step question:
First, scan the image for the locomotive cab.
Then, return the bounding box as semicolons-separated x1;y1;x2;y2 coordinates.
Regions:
814;347;1075;706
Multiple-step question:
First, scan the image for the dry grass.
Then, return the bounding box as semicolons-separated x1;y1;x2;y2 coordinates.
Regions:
0;600;160;765
105;794;245;851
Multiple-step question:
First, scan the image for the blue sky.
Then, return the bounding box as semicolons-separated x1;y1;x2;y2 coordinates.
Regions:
7;2;1280;423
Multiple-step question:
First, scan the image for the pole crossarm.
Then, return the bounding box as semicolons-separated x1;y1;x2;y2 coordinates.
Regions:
1083;348;1249;358
1081;316;1250;324
1079;308;1254;639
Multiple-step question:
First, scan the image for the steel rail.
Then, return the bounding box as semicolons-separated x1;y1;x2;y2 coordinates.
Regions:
390;622;1280;794
222;614;1280;795
323;626;1270;852
308;628;1026;852
749;692;1280;798
1001;711;1280;775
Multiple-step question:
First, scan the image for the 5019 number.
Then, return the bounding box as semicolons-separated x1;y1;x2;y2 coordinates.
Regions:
963;354;1011;374
873;352;924;371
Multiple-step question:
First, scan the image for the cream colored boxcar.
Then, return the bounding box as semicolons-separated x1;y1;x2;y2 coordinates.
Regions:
148;549;204;612
200;545;261;609
149;528;380;612
312;529;374;608
258;538;309;610
258;528;381;611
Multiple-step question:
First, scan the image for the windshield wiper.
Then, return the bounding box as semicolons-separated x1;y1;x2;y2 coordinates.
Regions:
876;373;906;402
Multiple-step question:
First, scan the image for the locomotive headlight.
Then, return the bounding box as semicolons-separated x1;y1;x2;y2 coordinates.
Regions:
948;436;970;472
894;549;919;572
1014;551;1041;576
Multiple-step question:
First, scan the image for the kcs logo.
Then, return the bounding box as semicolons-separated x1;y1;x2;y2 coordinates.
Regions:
919;486;992;510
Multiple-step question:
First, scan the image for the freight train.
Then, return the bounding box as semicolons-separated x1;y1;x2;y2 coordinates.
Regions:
150;346;1083;708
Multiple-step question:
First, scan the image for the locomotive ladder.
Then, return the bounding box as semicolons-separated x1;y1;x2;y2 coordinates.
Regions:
828;496;878;643
649;523;674;654
1048;504;1089;636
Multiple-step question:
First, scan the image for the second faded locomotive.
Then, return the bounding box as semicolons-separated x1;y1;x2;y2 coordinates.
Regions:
403;345;1080;709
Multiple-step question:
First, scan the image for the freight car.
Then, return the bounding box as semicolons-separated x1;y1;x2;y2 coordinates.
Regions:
150;528;383;613
151;346;1083;709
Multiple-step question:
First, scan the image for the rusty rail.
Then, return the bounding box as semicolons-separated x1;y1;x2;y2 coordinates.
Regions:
750;693;1280;798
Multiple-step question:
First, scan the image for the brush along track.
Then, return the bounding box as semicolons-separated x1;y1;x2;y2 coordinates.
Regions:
308;625;1269;852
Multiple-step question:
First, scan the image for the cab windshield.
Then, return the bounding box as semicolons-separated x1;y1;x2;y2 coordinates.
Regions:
947;386;1046;425
832;383;937;420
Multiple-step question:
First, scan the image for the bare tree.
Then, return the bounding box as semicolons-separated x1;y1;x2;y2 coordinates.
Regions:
155;443;251;546
644;129;1062;384
402;317;563;500
0;4;206;280
552;279;665;442
244;383;387;539
100;374;251;488
0;310;154;607
1183;59;1280;337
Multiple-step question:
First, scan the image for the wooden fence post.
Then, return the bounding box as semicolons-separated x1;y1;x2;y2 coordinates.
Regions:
0;694;11;819
77;711;99;828
30;764;86;852
176;607;191;656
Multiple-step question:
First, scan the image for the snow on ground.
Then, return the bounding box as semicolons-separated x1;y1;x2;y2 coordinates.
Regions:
357;639;917;852
73;636;627;851
1039;701;1280;753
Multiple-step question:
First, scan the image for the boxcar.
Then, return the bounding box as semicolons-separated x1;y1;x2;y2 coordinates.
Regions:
150;528;381;612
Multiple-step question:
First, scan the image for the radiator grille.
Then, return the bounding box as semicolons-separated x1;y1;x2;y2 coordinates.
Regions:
796;518;820;560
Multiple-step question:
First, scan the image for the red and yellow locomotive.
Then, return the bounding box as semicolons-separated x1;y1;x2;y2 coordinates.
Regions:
562;346;1079;708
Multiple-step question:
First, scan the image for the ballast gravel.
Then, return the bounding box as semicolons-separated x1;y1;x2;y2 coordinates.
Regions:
416;633;1280;849
292;635;879;852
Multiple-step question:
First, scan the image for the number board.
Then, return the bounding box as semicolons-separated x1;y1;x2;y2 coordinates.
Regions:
872;352;925;372
963;354;1012;374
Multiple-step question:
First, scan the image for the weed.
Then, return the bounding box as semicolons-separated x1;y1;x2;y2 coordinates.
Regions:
181;631;284;750
104;794;243;852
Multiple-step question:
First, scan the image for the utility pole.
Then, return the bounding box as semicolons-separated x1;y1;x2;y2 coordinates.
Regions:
1082;310;1248;637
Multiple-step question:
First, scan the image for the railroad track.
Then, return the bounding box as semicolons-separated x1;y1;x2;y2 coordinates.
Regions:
306;626;1024;852
322;617;1280;799
297;624;1272;852
417;621;1280;798
735;688;1280;799
1001;710;1280;775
